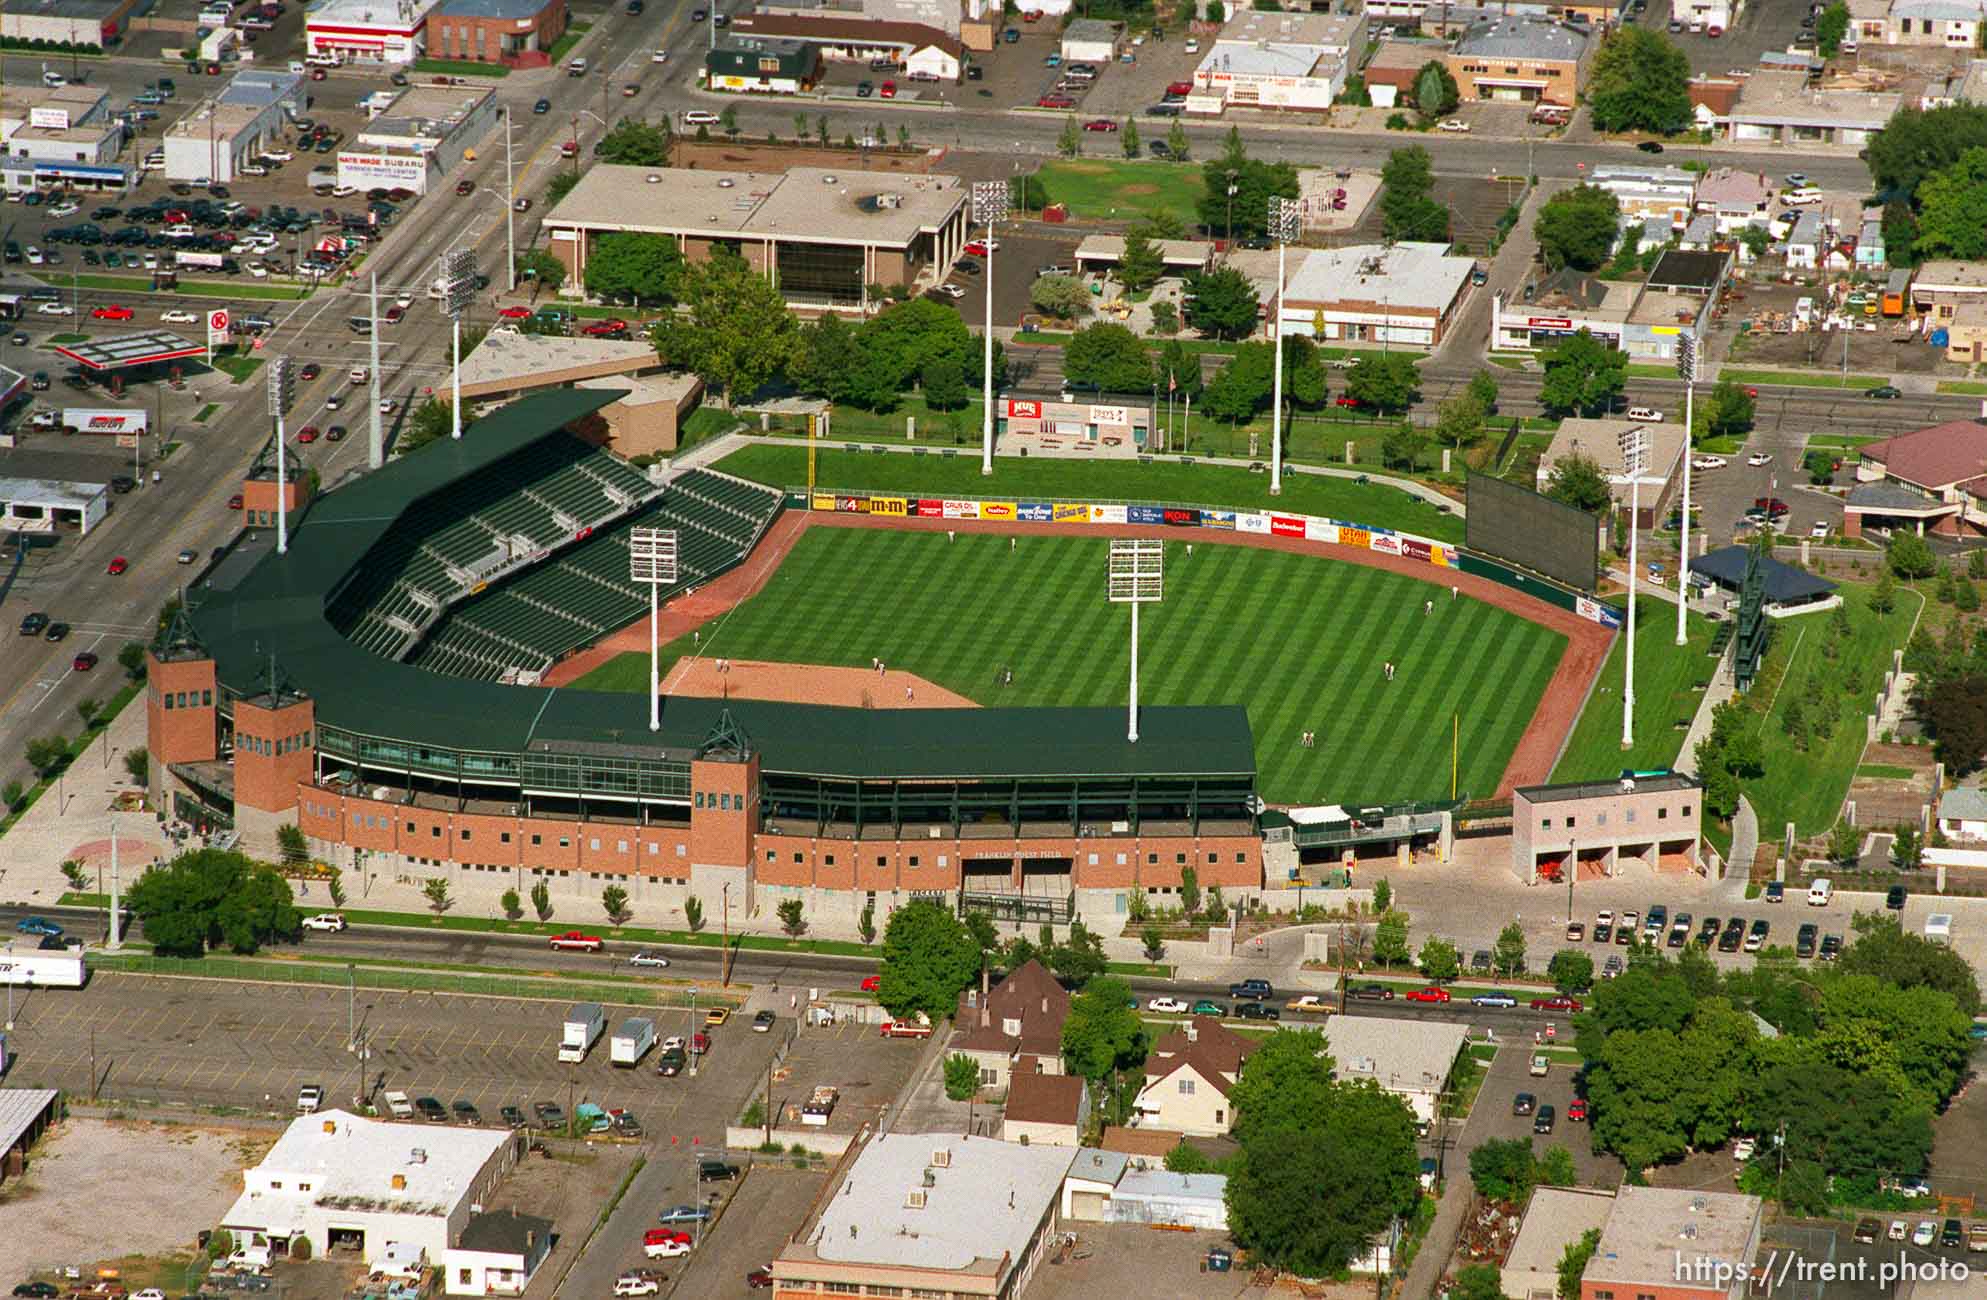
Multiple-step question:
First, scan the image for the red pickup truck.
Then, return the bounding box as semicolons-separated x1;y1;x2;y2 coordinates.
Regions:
548;931;604;952
879;1016;933;1039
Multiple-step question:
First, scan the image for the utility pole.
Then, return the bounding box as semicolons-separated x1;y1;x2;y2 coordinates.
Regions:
503;105;517;293
969;181;1008;476
369;272;384;470
720;883;732;987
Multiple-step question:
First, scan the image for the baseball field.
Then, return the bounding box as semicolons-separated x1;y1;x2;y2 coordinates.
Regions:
570;526;1568;806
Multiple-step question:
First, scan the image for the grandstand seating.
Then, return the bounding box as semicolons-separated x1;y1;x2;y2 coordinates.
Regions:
405;467;783;682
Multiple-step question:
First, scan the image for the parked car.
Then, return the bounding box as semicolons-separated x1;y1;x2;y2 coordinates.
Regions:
1471;993;1517;1008
548;930;604;951
302;913;347;931
1512;1092;1536;1115
1147;996;1189;1013
753;1009;776;1031
1529;996;1582;1012
629;950;671;968
1866;385;1902;399
1404;986;1450;1004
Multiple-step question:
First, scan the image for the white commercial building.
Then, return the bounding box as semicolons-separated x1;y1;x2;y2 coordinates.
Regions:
0;476;110;537
222;1109;519;1266
0;0;143;47
1060;17;1118;62
1277;241;1476;347
1321;1016;1468;1126
163;70;307;184
1191;9;1367;112
1670;0;1743;33
337;84;497;196
306;0;442;64
0;85;126;192
1589;164;1698;227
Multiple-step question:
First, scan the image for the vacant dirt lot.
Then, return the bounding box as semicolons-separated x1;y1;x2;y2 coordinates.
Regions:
0;1115;263;1282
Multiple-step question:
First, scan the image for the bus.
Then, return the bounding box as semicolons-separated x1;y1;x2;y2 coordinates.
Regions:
0;293;22;321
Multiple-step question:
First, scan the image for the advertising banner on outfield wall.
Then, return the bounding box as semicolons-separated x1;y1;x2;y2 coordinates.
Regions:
1204;510;1236;530
1339;526;1371;550
981;501;1017;520
1271;515;1304;537
1019;502;1052;521
867;496;909;516
1238;513;1269;534
1576;597;1625;629
1306;518;1338;545
1092;504;1128;524
1370;533;1403;556
917;499;943;517
1129;505;1166;525
1401;538;1432;562
836;495;868;513
943;499;980;519
812;493;835;511
1053;502;1089;523
1163;507;1200;526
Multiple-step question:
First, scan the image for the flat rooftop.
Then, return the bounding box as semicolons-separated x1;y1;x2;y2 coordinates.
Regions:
50;331;203;370
1322;1016;1468;1092
1627;287;1706;327
307;0;443;26
1217;8;1363;47
165;99;272;141
362;85;493;144
1285;242;1473;312
1586;1187;1761;1288
1516;773;1698;803
456;332;657;390
0;476;106;507
1503;1187;1618;1288
224;1109;507;1225
1730;69;1899;127
544;164;966;249
0;83;108;121
1;0;125;18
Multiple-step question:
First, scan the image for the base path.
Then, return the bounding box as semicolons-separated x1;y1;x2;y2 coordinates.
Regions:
545;511;1609;796
659;657;973;709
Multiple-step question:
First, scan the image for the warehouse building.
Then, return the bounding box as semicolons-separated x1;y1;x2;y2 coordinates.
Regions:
337;85;497;195
1276;242;1476;348
163;71;307;185
0;0;143;47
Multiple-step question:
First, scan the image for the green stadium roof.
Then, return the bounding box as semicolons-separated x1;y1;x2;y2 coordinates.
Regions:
187;390;1255;783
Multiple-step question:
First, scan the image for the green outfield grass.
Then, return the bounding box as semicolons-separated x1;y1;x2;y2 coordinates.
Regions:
710;443;1465;542
1033;159;1206;228
572;528;1563;805
1550;595;1719;783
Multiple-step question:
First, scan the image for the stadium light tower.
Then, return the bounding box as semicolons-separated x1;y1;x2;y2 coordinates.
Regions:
1676;333;1697;646
629;527;680;734
1266;196;1302;497
267;355;294;556
441;248;478;441
970;180;1010;477
1107;539;1163;743
1613;426;1662;749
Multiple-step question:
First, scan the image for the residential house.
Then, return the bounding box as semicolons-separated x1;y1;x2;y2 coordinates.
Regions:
951;960;1071;1092
1678;213;1718;252
1001;1072;1088;1147
443;1210;553;1297
1590;164;1698;226
1693;167;1773;233
1910;259;1987;324
1884;0;1987;47
1783;210;1826;270
1688;75;1743;130
1845;417;1987;538
1097;1125;1181;1167
1847;0;1889;45
1133;1016;1258;1136
1446;15;1593;107
1922;57;1987;108
1936;785;1987;840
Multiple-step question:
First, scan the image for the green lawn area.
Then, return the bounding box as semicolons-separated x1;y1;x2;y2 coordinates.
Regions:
679;405;743;445
209;350;265;383
412;57;509;77
1732;584;1916;837
712;443;1465;542
193;403;219;423
547;19;591;64
1934;380;1987;395
1717;367;1888;390
1857;763;1914;780
45;332;86;344
572;528;1562;805
1034;159;1205;228
1550;595;1719;783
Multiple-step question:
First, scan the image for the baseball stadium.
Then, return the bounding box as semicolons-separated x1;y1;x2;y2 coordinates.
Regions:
148;389;1614;926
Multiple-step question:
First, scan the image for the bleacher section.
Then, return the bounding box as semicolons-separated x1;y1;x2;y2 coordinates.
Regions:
327;433;667;664
407;467;784;682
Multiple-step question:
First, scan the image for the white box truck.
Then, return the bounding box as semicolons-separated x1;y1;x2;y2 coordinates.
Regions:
559;1002;606;1062
1926;913;1954;946
611;1017;656;1067
1807;878;1833;906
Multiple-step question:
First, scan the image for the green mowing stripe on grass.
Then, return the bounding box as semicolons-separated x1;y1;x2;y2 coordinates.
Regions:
1551;596;1719;783
713;443;1463;542
1716;367;1888;390
575;529;1561;804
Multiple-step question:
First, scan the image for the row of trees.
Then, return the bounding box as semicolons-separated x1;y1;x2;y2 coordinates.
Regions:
1865;103;1987;266
789;297;1000;415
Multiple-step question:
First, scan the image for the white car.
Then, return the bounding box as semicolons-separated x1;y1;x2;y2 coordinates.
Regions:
302;913;348;931
629;950;671;968
661;1035;686;1052
380;399;398;414
1438;119;1471;133
1746;452;1773;466
652;47;668;62
643;1238;691;1260
1809;520;1829;538
264;149;293;161
936;283;966;299
615;1276;661;1297
296;1084;324;1113
1889;1219;1909;1241
1626;406;1663;421
1147;997;1189;1013
47;202;79;217
36;301;69;315
247;264;270;278
1912;1220;1938;1246
131;1291;166;1300
161;309;199;324
1691;456;1727;470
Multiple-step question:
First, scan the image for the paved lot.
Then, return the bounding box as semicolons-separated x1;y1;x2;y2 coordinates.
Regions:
1028;1222;1250;1300
660;1164;826;1295
1458;1041;1620;1189
1631;0;1805;79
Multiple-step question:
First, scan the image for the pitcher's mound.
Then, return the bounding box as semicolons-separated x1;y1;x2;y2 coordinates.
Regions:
662;658;976;709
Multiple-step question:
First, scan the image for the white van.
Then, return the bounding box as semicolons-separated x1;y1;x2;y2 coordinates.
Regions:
306;52;342;68
1784;186;1821;205
1807;877;1833;907
682;109;720;126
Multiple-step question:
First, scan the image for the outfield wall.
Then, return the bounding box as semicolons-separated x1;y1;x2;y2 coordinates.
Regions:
790;487;1625;631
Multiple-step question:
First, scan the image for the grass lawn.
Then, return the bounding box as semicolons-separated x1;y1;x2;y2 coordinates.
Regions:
1805;433;1887;451
1625;364;1678;379
46;332;87;344
1857;763;1915;780
547;19;591;64
572;528;1561;804
209;350;265;383
193;403;219;423
1034;159;1204;228
1717;367;1888;390
1935;380;1987;395
412;57;509;76
712;442;1465;542
1550;595;1719;783
679;405;743;445
1731;583;1917;838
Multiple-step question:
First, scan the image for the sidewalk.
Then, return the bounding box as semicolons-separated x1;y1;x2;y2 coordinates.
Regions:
0;701;168;908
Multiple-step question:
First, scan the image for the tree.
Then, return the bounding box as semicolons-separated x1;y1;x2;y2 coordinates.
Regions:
877;899;982;1022
1840;912;1981;1016
1539;329;1628;416
530;880;553;921
921;357;969;411
1117;230;1164;294
1890;823;1923;870
1229;1028;1337;1140
1178;865;1201;916
1156;338;1203;399
1030;272;1091;319
1866;103;1987;201
1411;60;1459;120
718;105;739;138
1535;185;1622;271
1545;450;1613;514
1492;921;1527;977
683;894;704;931
1450;1266;1510;1300
1280;335;1327;410
1058;113;1081;158
943;1053;980;1102
74;697;99;732
1142;922;1167;963
1816;0;1850;55
118;640;148;681
545;171;581;208
423;876;452;914
127;848;302;957
1166;118;1190;162
1913;145;1987;262
1346;353;1419;413
1467;369;1499;414
24;735;67;778
1418;936;1461;982
1537;1145;1577;1187
1064;322;1153;393
515;249;566;292
1468;1137;1538;1202
1380;145;1447;242
596;118;670;166
655;252;799;405
791;313;864;400
1558;1228;1603;1300
501;887;522;921
1372;877;1392;914
601;884;630;923
1372;911;1410;967
1548;948;1594;994
1871;570;1897;614
1061;976;1147;1084
1434;393;1486;449
1113;117;1140;158
1050;919;1110;986
397;397;459;456
1194;137;1299;243
777;897;807;936
583;232;684;307
858;901;877;945
276;823;307;865
1587;27;1691;134
1200;343;1274;425
1381;421;1429;472
1183;265;1261;340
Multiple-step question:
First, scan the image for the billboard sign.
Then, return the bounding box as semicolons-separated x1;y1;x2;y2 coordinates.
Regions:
1018;502;1052;521
1161;507;1199;526
207;309;230;347
1204;510;1236;530
835;495;869;513
867;496;908;516
1401;538;1433;562
1270;514;1303;537
1051;502;1089;523
1128;505;1165;525
1370;533;1403;556
1091;504;1128;524
1004;399;1042;419
980;501;1016;520
1089;405;1128;425
1339;526;1371;550
916;499;944;517
1305;518;1338;544
29;107;71;130
1237;513;1269;534
942;499;979;519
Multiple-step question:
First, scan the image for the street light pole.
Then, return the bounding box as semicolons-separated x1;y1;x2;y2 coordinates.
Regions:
970;181;1009;477
1676;334;1697;645
441;248;476;440
1266;197;1301;498
503;105;517;293
1612;427;1661;749
1108;540;1163;743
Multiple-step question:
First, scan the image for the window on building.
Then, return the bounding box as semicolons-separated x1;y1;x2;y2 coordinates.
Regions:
1658;807;1668;820
1178;1078;1195;1095
1597;813;1607;827
908;855;919;867
1625;809;1636;824
531;834;542;846
461;829;471;840
1682;804;1692;817
825;854;835;866
1540;818;1551;829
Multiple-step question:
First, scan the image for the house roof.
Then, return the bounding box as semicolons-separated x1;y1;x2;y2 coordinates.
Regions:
1858;419;1987;489
954;960;1072;1057
1645;248;1728;292
543;164;967;249
1891;0;1987;20
1144;1016;1259;1095
1323;1016;1470;1092
456;1209;553;1256
1537;418;1689;496
0;1089;58;1157
1098;1126;1184;1157
1845;480;1944;512
1503;1187;1619;1286
1939;785;1987;821
1687;546;1838;603
1004;1071;1086;1126
1587;1187;1762;1288
1695;167;1772;209
1913;260;1987;292
1689;78;1743;117
1065;1147;1131;1186
1113;1170;1228;1204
